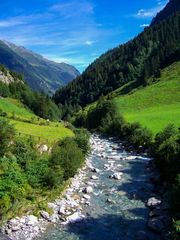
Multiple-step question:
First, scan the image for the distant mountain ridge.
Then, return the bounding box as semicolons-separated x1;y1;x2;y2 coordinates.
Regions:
0;40;80;94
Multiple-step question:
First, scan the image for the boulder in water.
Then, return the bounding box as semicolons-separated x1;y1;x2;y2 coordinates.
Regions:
146;197;161;208
65;212;85;224
91;175;99;180
109;172;123;180
91;168;100;173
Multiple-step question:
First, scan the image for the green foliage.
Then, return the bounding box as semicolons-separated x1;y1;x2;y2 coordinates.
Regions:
50;137;85;180
74;128;90;155
0;119;15;156
153;124;179;182
86;98;116;130
129;127;153;149
12;138;37;168
0;156;29;215
151;124;180;237
0;119;88;219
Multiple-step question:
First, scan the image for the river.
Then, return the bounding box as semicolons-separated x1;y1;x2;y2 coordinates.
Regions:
37;134;161;240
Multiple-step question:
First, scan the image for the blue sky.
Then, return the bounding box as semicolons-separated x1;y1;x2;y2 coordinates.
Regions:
0;0;168;72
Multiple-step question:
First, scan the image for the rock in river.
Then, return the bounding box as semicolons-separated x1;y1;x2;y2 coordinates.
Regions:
110;172;123;180
146;197;161;209
91;175;99;180
83;186;93;194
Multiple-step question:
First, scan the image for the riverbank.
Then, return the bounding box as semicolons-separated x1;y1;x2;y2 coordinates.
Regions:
1;134;170;240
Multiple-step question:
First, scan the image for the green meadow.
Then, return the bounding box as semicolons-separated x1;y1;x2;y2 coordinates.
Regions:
0;97;74;142
114;62;180;134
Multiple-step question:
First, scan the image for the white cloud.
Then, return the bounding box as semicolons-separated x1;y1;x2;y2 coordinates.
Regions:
0;19;23;27
140;23;149;28
84;40;95;46
134;1;168;19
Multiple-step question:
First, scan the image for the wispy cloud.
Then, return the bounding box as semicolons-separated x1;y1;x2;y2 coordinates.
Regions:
50;0;94;17
140;23;149;28
0;19;23;27
133;0;168;19
84;40;96;46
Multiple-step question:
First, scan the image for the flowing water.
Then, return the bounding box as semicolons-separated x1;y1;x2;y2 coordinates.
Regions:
38;135;160;240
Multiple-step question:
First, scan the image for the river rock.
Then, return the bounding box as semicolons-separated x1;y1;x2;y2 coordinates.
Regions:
49;214;59;223
91;168;100;173
146;197;161;208
106;198;115;204
83;186;93;194
65;212;85;224
91;175;99;180
83;194;91;200
126;156;139;160
25;215;38;226
110;172;123;180
38;144;48;154
48;202;59;212
40;211;50;222
8;218;21;232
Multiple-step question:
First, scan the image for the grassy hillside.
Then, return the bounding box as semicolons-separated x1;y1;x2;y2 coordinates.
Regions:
0;97;74;142
0;98;35;120
114;62;180;133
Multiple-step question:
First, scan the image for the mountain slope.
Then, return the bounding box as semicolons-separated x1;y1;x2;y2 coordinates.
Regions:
114;61;180;133
54;0;180;107
151;0;180;25
0;40;80;94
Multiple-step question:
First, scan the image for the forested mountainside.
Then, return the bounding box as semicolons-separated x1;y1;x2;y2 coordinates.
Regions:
0;40;80;94
54;1;180;108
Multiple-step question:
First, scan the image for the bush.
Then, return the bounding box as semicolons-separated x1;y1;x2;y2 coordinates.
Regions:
74;128;90;154
50;138;84;180
0;156;30;215
0;119;15;156
152;125;180;182
129;126;153;149
86;99;116;130
26;156;63;188
12;139;37;168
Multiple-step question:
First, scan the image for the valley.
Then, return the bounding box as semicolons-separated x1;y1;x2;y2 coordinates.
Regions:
0;0;179;239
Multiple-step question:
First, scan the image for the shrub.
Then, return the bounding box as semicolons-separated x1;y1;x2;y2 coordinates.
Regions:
12;139;37;168
0;119;15;156
50;138;84;180
86;99;116;130
0;156;30;215
74;128;90;154
129;126;153;149
152;125;180;182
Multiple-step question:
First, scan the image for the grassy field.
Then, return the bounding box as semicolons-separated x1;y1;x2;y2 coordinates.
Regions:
0;98;74;143
0;98;35;120
10;119;74;143
114;62;180;134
